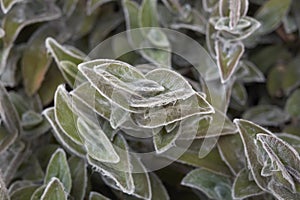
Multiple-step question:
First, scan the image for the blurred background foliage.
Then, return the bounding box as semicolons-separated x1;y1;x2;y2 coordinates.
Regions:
0;0;300;199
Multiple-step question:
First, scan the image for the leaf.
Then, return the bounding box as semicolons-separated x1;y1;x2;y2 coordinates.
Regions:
38;63;65;106
77;117;119;163
68;156;87;200
87;134;134;194
257;134;300;191
231;81;247;106
89;191;111;200
286;90;300;119
232;168;264;199
132;93;214;128
0;0;23;13
0;84;19;153
71;82;111;120
44;148;72;193
255;0;292;34
218;134;246;175
10;185;39;200
267;66;284;97
234;119;274;190
45;37;85;66
181;168;232;200
104;154;151;200
59;61;86;88
148;173;169;200
139;0;159;28
54;85;82;144
43;108;86;158
131;68;195;108
0;0;61;73
30;185;46;200
242;105;290;126
277;133;300;153
87;0;114;15
0;172;9;200
21;23;62;95
268;178;300;200
215;39;244;83
41;178;67;200
236;60;265;83
282;56;300;95
163;140;232;176
21;110;43;129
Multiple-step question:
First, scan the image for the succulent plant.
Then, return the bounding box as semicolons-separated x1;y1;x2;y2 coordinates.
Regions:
1;0;300;199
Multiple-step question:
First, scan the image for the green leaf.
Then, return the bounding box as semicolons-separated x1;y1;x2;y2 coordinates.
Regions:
54;85;82;144
45;37;85;66
148;173;169;200
71;82;111;120
87;134;134;194
242;105;290;126
0;84;20;153
59;61;86;88
41;178;67;200
218;134;246;175
255;0;292;34
21;110;43;129
139;0;159;28
38;63;65;106
277;133;300;153
231;81;247;106
89;191;111;200
232;168;264;199
268;178;300;200
0;0;23;13
215;39;244;83
181;168;232;200
236;60;265;83
131;68;195;108
10;185;39;200
0;172;9;200
267;66;284;97
87;0;114;15
163;140;232;176
282;56;300;95
77;117;119;163
234;119;274;190
0;0;61;73
31;185;46;200
21;23;61;95
133;93;214;128
68;156;87;200
44;148;72;193
285;89;300;119
257;134;300;192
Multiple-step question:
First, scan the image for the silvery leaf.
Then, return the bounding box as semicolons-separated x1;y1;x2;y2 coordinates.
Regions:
77;117;119;163
41;178;67;200
44;148;72;193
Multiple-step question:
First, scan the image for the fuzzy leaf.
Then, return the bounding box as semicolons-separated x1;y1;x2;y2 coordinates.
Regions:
68;156;87;200
59;61;86;88
89;191;110;200
236;60;265;83
0;0;23;13
87;134;134;194
43;108;86;158
10;185;39;200
44;148;72;193
181;168;232;200
242;105;290;126
234;119;274;190
218;134;245;175
231;81;247;106
0;173;9;200
232;168;263;199
215;39;244;83
54;85;82;144
255;0;292;34
41;178;67;200
87;0;114;15
285;89;300;119
77;118;119;163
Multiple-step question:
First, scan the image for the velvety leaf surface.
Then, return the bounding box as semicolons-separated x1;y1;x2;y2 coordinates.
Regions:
41;178;67;200
181;168;232;200
44;148;72;193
